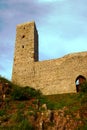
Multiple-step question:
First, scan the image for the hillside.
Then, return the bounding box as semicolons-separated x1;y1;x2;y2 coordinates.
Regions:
0;76;87;130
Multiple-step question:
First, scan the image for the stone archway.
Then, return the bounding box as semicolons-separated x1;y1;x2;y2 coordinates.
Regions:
75;75;86;92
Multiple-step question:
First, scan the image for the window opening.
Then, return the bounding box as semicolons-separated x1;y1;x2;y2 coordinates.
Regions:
22;45;24;48
75;75;86;92
22;35;25;39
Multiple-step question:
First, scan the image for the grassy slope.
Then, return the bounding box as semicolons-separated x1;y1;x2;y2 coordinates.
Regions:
46;93;87;129
0;76;87;129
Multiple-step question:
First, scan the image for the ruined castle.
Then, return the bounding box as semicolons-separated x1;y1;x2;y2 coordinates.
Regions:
12;21;87;95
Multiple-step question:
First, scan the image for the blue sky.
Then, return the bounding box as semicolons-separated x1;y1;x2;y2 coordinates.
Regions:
0;0;87;80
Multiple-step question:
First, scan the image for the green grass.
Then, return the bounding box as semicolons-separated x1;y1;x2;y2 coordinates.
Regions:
45;93;82;110
0;76;87;129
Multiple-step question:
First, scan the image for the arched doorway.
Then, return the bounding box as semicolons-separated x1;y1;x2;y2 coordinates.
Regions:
75;75;86;92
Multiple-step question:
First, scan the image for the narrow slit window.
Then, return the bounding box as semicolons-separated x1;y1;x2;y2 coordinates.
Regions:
22;45;24;48
22;35;25;39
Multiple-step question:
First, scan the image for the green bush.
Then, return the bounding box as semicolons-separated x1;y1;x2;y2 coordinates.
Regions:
78;123;87;130
23;86;42;99
19;119;34;130
80;82;87;93
11;86;26;100
13;110;25;122
0;76;42;101
11;86;42;100
17;103;25;109
0;76;11;84
0;110;5;116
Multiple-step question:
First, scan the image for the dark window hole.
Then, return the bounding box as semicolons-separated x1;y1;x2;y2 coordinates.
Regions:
22;45;24;48
22;35;25;39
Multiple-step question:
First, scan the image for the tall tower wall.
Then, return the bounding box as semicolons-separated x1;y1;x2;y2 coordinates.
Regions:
12;22;38;86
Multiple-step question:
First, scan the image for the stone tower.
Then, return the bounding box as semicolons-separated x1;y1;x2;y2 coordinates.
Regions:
12;21;87;95
12;22;38;86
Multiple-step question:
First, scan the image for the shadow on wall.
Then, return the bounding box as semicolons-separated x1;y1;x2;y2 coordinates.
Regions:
75;75;86;92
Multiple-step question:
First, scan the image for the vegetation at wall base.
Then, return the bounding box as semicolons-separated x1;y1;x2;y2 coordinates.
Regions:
11;86;42;100
80;82;87;93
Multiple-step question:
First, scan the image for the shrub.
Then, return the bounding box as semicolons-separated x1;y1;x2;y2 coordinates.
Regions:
80;82;87;93
0;76;42;101
19;119;34;130
0;76;11;84
78;124;87;130
11;86;42;100
23;86;42;99
17;103;25;109
13;110;25;122
0;110;5;116
11;86;24;100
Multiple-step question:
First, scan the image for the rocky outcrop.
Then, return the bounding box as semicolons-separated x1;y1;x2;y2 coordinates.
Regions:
29;107;83;130
0;82;10;105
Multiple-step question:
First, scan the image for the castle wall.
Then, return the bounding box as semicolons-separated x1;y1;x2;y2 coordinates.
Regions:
34;52;87;95
12;22;87;95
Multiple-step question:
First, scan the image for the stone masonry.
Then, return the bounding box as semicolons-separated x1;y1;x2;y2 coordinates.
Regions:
12;21;87;95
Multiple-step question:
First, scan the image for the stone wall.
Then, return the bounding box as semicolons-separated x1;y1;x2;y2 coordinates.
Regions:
34;52;87;95
12;22;38;86
12;21;87;95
